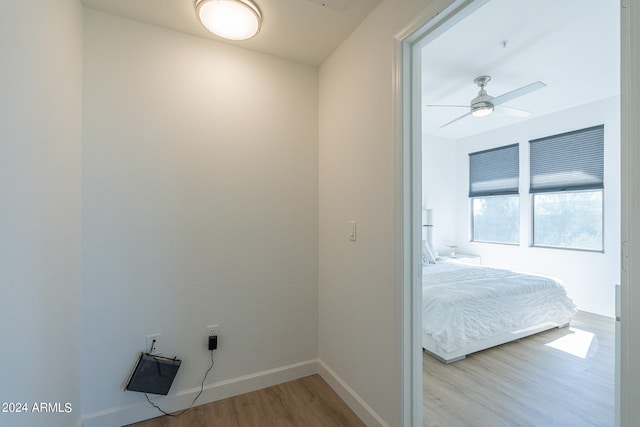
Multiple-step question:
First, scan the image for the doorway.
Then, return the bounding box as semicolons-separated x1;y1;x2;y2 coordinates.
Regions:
396;0;636;426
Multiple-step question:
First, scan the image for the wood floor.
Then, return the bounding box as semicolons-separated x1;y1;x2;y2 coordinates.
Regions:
126;312;613;427
125;374;365;427
423;311;615;427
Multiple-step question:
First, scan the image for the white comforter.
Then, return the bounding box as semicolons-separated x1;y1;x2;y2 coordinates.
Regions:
422;262;577;353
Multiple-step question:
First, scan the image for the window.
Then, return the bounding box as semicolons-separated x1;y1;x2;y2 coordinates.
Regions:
472;195;520;244
529;125;604;251
469;144;519;244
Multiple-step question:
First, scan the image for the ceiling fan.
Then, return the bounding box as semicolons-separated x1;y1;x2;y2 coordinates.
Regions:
428;76;547;128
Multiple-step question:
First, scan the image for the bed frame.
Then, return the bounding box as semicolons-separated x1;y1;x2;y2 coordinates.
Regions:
422;318;571;364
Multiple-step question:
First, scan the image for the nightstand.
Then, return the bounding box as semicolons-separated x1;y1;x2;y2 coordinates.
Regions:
438;253;481;265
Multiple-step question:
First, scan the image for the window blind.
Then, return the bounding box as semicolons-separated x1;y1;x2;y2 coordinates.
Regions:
469;144;519;197
529;124;604;194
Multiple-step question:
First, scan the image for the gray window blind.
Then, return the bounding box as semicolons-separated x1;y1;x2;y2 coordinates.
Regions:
529;125;604;194
469;144;519;197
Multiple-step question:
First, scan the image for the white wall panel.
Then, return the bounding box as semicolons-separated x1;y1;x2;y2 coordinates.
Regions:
81;10;318;425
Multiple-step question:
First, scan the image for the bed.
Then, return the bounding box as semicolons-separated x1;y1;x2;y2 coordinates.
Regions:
422;260;577;363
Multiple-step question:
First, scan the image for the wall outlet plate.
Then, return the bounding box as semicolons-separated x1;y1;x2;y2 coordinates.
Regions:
206;324;219;337
146;333;162;355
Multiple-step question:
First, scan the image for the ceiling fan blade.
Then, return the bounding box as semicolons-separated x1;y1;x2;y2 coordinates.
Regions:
491;81;546;106
440;111;472;128
426;104;469;108
496;105;532;117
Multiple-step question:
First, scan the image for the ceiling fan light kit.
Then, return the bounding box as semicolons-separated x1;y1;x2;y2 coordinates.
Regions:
471;105;493;117
470;75;495;117
196;0;262;41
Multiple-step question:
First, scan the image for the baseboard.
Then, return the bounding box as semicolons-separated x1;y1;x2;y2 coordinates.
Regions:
80;358;387;427
316;359;389;427
80;359;318;427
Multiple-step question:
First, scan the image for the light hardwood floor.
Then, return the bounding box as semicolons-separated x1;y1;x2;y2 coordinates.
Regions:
423;311;615;427
125;374;365;427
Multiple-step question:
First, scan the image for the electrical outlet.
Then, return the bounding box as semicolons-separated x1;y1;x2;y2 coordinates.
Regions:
206;324;219;337
146;333;162;355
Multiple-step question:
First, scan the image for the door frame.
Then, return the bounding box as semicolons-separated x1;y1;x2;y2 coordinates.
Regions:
619;2;639;426
393;1;486;425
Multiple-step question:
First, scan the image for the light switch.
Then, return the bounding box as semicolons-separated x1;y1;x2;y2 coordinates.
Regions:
349;221;356;241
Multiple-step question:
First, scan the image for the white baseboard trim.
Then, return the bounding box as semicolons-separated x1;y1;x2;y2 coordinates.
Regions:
80;358;318;427
80;358;386;427
316;359;389;427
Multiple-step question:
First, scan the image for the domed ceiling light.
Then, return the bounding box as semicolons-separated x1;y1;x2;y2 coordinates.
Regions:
196;0;262;41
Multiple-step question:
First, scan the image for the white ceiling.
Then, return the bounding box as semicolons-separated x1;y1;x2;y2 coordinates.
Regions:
421;0;620;140
81;0;381;66
81;0;619;137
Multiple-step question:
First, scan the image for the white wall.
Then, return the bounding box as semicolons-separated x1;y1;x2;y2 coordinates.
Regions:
81;10;318;426
440;96;620;317
0;1;83;426
422;135;457;253
318;0;452;424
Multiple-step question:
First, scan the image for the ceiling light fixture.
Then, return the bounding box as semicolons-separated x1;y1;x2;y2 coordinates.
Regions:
196;0;262;41
471;102;494;117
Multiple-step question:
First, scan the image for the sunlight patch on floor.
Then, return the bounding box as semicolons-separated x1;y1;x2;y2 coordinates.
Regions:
545;328;595;359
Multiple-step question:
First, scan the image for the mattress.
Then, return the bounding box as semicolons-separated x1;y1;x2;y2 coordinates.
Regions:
422;261;577;354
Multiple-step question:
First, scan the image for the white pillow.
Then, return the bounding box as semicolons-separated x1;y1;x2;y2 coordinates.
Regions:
422;241;436;265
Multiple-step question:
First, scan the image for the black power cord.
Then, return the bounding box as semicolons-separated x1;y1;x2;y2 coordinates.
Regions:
144;349;215;417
